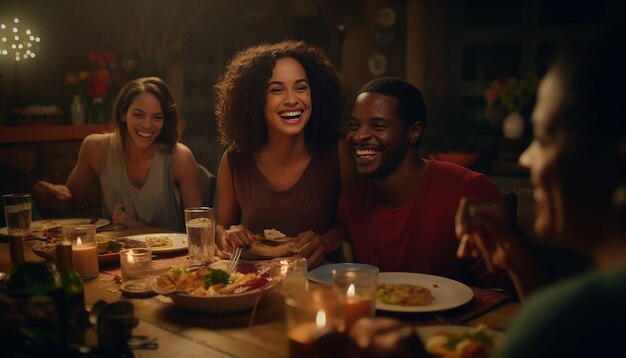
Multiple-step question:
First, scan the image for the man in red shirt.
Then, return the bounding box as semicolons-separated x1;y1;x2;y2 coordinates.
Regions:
327;77;510;290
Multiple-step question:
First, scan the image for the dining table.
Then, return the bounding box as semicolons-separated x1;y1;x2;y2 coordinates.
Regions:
0;224;521;357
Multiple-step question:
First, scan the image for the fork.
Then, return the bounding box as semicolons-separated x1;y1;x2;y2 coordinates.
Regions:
226;246;243;274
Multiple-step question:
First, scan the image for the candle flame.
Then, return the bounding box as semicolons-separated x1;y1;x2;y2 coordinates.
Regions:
315;309;326;328
347;283;356;298
76;236;82;246
127;251;135;264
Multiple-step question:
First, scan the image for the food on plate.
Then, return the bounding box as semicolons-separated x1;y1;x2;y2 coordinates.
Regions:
96;236;146;254
262;228;291;243
241;229;296;259
377;283;434;306
154;264;271;296
144;235;173;248
425;324;496;358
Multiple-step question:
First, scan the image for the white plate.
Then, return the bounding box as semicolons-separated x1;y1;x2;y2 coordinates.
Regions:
416;325;504;353
123;233;188;254
0;218;110;237
376;272;473;313
308;263;380;285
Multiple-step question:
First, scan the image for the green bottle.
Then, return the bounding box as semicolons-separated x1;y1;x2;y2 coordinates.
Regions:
56;240;87;345
6;236;65;350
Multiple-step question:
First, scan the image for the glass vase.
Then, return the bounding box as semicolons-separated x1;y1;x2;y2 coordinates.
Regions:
88;97;109;124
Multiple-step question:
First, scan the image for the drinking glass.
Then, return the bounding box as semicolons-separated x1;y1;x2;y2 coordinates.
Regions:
3;193;32;237
184;207;215;264
332;267;378;332
270;257;308;296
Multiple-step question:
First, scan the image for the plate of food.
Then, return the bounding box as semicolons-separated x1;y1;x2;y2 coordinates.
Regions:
417;324;504;358
121;233;188;254
150;260;274;313
376;272;473;313
0;218;110;238
308;263;380;285
31;234;147;263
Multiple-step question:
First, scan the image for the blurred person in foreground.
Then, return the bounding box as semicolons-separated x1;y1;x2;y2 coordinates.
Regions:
214;40;354;267
32;77;201;231
455;27;626;357
322;77;512;292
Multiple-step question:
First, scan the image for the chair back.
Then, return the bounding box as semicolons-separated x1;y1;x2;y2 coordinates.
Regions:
196;164;216;207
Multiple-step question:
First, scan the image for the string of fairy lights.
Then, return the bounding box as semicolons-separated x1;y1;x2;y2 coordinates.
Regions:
0;17;41;62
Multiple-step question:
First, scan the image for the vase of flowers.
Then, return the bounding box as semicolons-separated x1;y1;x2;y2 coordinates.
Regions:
484;74;538;139
65;51;135;124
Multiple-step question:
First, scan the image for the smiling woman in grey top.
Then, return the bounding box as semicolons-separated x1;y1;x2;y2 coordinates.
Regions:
32;77;201;231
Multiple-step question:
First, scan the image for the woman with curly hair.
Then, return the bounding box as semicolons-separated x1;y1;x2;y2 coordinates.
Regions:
33;77;202;231
214;40;354;267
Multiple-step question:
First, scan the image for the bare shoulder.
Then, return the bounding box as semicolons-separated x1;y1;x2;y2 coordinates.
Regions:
171;142;198;175
80;133;109;159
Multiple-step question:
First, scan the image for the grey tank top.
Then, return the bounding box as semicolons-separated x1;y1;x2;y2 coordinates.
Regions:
228;142;340;237
98;133;183;231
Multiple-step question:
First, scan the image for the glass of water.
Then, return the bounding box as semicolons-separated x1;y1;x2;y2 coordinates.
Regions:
184;207;215;264
3;193;32;238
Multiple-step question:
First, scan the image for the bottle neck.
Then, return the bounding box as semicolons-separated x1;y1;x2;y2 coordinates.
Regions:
56;241;74;271
9;237;25;267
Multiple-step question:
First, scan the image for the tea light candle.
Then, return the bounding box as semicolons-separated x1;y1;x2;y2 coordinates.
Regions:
285;288;345;358
120;248;152;281
344;284;373;331
332;267;378;332
72;236;99;279
63;224;99;279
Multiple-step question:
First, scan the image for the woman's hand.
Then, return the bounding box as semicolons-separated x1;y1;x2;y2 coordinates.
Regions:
112;204;141;228
455;197;523;272
293;230;326;268
31;181;73;212
221;225;254;252
455;197;543;299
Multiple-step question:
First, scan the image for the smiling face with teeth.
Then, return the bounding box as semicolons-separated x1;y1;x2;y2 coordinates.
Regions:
121;92;165;150
263;57;311;138
347;92;417;178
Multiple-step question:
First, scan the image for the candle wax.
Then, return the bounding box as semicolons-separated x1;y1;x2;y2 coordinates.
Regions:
344;300;373;332
72;244;99;278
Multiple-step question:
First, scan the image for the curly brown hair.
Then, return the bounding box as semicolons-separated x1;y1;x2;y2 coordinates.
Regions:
113;76;180;152
215;40;344;154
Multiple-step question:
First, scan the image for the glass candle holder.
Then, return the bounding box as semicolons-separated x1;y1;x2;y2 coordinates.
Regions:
270;257;308;297
332;267;379;332
119;248;152;282
62;224;98;279
285;287;345;358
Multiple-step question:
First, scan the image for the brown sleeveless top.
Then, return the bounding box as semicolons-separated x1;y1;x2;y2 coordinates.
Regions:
228;142;340;237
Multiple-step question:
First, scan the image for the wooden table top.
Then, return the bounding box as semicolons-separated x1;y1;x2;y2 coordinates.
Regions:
0;225;520;357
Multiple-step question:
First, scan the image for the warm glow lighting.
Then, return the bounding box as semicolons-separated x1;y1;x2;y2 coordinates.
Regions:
30;53;35;58
1;50;7;55
15;56;19;61
11;44;16;49
346;283;356;298
77;237;83;246
13;27;18;33
1;37;6;42
35;37;40;42
0;24;5;29
315;310;327;328
14;18;19;24
14;35;19;41
29;35;34;40
26;29;31;35
18;44;23;49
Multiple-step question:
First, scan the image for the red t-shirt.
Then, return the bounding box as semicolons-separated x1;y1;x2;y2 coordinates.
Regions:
338;160;510;290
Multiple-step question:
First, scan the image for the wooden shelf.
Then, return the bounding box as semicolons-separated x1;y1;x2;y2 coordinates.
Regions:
0;124;112;144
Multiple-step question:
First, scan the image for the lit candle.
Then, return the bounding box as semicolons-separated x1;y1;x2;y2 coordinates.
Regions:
288;310;335;358
344;283;373;332
72;236;99;279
